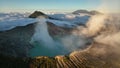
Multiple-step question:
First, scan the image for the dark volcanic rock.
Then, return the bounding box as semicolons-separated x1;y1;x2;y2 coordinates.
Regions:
0;23;35;57
90;10;102;15
73;9;102;15
73;9;89;14
29;11;48;18
47;22;72;36
0;21;73;57
0;42;120;68
0;54;29;68
29;11;57;20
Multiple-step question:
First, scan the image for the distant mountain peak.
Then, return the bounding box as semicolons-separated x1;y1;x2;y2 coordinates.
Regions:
72;9;102;15
29;11;48;18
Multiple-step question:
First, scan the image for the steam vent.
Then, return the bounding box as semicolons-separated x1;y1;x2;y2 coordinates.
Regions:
0;11;120;68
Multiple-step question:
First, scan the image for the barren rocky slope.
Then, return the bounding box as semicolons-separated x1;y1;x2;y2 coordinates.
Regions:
0;11;119;68
0;42;120;68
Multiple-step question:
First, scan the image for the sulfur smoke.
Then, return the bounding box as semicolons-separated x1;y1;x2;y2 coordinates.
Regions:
29;9;120;57
72;13;120;55
93;15;120;54
29;16;88;57
30;16;55;48
60;35;87;52
81;14;108;37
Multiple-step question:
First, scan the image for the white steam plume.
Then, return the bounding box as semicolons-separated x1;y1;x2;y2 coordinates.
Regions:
95;32;120;47
30;16;55;48
72;12;120;55
72;14;108;37
61;35;88;52
81;14;108;37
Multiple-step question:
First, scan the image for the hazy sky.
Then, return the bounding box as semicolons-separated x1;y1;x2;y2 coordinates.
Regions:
0;0;119;13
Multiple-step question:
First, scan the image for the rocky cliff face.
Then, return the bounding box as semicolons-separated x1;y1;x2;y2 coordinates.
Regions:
0;11;73;57
0;22;72;57
0;23;35;57
0;11;119;68
0;42;120;68
28;42;120;68
47;22;72;36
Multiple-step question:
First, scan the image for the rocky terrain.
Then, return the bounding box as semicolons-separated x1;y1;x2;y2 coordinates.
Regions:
0;11;73;57
29;42;120;68
29;11;73;36
0;23;35;57
72;10;102;15
0;11;120;68
0;42;120;68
